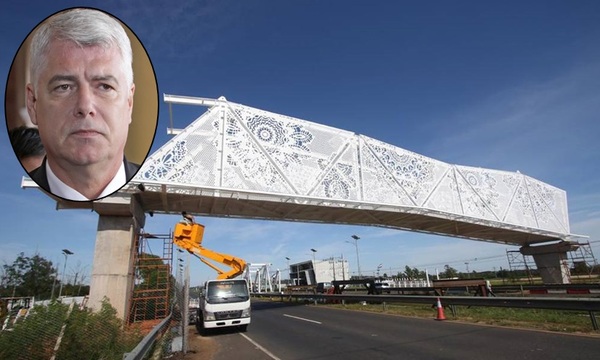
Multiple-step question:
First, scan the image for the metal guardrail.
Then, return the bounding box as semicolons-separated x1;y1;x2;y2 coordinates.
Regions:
123;314;172;360
491;283;600;294
258;293;600;330
333;283;600;296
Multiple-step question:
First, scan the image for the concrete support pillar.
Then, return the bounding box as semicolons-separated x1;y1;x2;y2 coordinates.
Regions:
88;216;138;320
520;241;579;284
87;195;146;320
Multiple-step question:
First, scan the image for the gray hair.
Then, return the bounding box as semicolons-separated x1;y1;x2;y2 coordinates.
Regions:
29;8;133;89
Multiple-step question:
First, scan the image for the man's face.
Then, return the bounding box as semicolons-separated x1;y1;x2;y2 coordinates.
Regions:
26;40;134;170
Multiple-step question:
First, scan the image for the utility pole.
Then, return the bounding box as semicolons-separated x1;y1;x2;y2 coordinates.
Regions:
331;256;336;281
341;254;346;280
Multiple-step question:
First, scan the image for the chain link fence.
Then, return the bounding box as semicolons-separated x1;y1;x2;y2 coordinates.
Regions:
0;296;142;360
0;269;189;359
170;266;190;356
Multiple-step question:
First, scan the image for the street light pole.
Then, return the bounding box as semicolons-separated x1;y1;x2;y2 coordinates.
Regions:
50;264;59;300
348;235;361;278
58;249;73;298
310;248;317;264
310;249;317;284
285;256;298;285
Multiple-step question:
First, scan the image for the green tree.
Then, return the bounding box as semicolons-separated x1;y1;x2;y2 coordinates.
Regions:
403;266;425;279
441;265;458;279
572;261;590;276
189;285;203;298
2;252;57;299
496;267;509;279
136;253;166;287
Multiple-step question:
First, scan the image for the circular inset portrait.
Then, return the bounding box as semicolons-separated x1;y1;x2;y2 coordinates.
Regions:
5;7;158;202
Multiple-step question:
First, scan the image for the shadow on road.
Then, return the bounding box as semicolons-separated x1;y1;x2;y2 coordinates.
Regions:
251;297;313;311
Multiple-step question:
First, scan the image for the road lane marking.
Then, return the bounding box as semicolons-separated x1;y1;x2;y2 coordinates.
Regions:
283;314;322;324
240;333;281;360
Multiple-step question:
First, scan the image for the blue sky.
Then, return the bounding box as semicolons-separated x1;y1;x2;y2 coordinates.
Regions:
1;1;599;286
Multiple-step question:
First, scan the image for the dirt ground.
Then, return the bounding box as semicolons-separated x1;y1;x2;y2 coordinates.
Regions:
169;326;218;360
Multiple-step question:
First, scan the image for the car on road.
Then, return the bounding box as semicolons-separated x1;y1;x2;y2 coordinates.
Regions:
374;281;392;294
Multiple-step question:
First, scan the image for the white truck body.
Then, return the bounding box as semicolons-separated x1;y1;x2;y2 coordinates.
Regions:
198;279;251;331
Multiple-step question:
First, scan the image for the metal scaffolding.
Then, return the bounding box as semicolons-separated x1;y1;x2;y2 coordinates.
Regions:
568;241;598;278
506;249;535;284
128;230;173;323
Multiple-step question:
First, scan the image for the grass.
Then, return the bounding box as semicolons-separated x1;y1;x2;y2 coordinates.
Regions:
321;301;599;335
0;300;143;360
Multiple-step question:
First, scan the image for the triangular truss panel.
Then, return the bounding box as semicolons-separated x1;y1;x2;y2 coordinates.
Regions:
358;136;414;206
525;176;570;233
453;166;500;221
361;136;450;207
133;95;574;244
226;104;356;195
309;136;361;200
423;167;462;215
220;106;293;194
504;176;538;230
139;107;222;186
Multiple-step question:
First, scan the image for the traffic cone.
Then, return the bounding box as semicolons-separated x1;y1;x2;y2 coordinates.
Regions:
435;297;446;321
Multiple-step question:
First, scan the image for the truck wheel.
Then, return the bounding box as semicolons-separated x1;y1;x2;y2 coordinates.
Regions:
196;321;207;336
239;324;248;332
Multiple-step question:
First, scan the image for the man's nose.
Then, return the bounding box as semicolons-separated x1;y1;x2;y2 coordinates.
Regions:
73;85;96;118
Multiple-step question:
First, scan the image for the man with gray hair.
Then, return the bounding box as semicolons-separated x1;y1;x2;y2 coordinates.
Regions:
26;8;139;201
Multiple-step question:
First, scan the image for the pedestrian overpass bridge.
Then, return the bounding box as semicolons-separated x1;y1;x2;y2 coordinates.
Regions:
38;94;584;319
126;94;573;246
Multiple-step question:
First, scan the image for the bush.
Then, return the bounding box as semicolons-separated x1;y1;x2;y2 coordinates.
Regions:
0;301;66;359
0;300;142;360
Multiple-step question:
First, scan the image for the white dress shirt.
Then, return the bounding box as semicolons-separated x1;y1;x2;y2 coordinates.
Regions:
46;161;127;201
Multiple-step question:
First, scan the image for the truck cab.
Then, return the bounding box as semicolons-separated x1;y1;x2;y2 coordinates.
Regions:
197;278;251;334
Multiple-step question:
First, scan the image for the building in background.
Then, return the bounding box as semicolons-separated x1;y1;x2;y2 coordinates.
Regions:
289;257;350;286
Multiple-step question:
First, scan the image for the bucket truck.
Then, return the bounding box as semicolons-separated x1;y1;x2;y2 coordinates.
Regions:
173;214;250;333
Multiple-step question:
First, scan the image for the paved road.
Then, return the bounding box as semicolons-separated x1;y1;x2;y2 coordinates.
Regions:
195;300;600;360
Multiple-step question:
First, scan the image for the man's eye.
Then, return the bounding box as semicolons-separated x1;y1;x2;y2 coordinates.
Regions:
99;84;115;91
55;84;71;91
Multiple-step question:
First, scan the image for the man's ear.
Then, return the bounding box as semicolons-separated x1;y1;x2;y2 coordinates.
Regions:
127;83;135;124
26;84;38;125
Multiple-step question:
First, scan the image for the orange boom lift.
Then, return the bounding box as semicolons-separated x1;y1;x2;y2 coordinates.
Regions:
172;213;247;279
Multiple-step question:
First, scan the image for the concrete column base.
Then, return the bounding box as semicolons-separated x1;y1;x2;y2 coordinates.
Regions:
87;216;139;320
520;241;579;284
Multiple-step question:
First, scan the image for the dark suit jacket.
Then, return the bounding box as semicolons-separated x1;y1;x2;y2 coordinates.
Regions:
29;157;140;200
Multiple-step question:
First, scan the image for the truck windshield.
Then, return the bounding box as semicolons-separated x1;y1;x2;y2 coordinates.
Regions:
206;281;249;304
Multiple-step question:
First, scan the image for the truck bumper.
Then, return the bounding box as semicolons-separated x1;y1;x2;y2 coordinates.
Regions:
204;317;250;329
